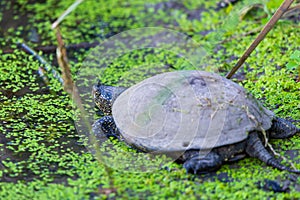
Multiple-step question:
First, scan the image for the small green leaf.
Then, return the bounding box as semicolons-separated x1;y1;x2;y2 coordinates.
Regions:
290;50;300;61
286;61;298;70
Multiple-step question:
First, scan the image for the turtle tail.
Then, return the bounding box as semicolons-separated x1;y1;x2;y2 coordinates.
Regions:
246;132;300;174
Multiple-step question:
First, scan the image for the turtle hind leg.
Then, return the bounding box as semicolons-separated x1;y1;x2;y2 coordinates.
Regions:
269;117;300;139
183;151;223;174
246;132;300;174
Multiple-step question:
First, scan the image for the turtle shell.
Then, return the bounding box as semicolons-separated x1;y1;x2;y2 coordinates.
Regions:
112;71;274;154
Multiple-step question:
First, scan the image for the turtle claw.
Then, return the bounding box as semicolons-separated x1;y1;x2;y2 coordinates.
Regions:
267;158;300;174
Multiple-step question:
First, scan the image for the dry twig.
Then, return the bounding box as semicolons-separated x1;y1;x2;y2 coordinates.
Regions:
226;0;295;78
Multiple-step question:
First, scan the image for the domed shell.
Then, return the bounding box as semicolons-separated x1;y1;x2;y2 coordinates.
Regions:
112;71;274;154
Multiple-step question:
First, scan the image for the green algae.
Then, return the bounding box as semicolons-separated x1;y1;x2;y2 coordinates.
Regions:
0;0;300;199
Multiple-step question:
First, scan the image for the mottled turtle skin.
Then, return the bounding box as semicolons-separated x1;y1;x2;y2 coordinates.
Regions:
92;71;300;174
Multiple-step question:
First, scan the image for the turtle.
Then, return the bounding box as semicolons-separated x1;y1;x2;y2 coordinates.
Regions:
92;70;300;174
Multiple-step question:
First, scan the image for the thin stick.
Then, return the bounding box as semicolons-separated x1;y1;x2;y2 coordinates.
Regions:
5;41;100;54
282;3;300;18
55;27;74;94
51;0;84;29
52;0;115;189
226;0;294;79
18;42;64;85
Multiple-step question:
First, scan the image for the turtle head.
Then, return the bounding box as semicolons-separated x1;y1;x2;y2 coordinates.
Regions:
92;83;126;115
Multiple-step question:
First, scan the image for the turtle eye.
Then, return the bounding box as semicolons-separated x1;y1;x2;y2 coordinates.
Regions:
94;90;99;97
92;85;101;96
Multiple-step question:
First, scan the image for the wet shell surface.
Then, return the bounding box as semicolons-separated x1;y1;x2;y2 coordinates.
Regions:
112;71;274;154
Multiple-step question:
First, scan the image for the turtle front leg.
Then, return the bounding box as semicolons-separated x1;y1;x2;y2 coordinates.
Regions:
183;151;223;174
92;116;121;139
269;116;300;139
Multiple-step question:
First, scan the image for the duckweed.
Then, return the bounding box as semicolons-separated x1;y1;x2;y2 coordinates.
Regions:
0;0;299;199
